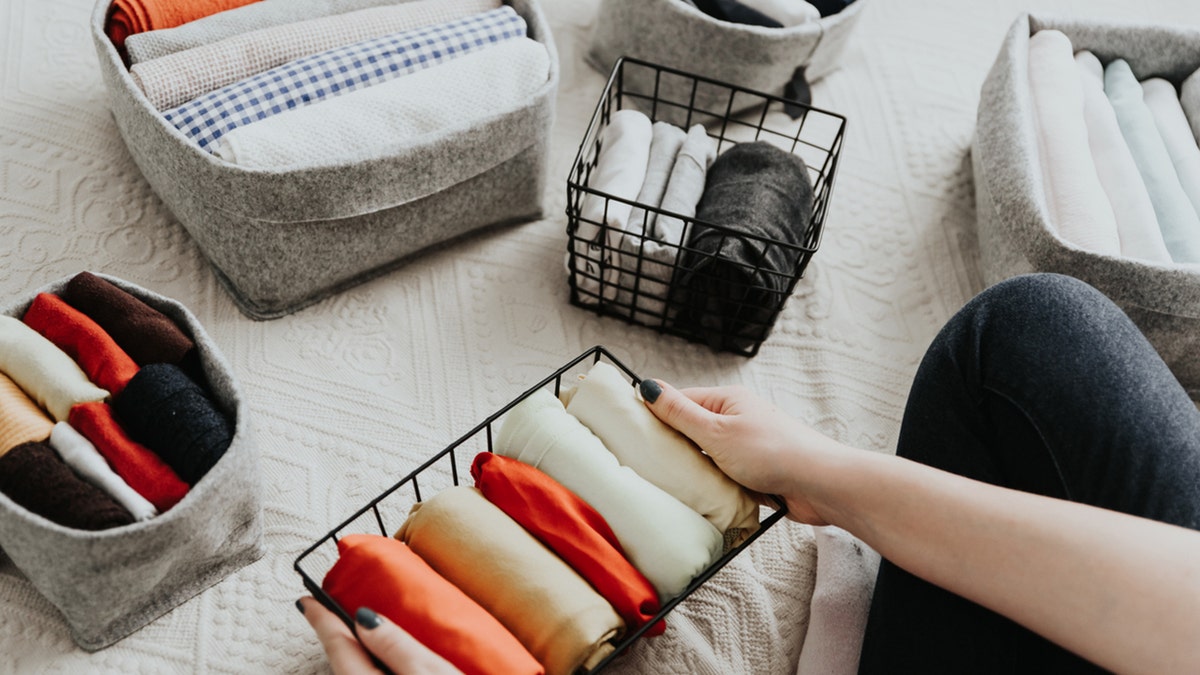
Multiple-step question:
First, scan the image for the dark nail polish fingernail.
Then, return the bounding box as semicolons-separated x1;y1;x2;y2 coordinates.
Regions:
639;379;662;403
355;607;382;629
295;599;306;615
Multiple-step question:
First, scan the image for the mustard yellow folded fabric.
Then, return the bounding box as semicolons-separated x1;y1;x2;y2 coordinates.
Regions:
562;361;760;547
396;486;623;675
0;316;109;422
0;372;54;457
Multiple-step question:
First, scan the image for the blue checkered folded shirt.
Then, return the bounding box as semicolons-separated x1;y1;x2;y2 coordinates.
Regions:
164;6;527;153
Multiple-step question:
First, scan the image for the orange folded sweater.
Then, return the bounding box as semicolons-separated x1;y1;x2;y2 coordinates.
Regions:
106;0;263;49
23;293;139;397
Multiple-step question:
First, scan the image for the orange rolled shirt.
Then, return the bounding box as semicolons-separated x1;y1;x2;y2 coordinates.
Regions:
23;293;139;397
106;0;263;48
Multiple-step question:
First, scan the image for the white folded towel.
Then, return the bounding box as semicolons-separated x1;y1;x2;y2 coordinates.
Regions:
49;422;158;521
1142;78;1200;226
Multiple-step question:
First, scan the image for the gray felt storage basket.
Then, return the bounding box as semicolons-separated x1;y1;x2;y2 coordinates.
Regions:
0;274;264;651
587;0;866;127
974;13;1200;397
90;0;559;320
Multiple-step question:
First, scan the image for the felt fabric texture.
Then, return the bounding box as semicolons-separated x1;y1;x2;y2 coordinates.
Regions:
1074;51;1172;263
106;0;262;49
1105;58;1200;263
1027;30;1120;254
164;7;527;153
795;526;880;675
1142;78;1200;227
215;38;550;169
396;486;624;675
688;0;784;27
0;441;135;531
572;109;653;305
471;451;664;637
68;402;189;512
618;120;687;306
738;0;820;26
113;364;233;486
131;0;500;111
23;292;140;397
562;361;760;545
49;422;157;521
63;271;195;367
322;534;543;675
91;0;559;319
673;141;815;352
0;372;54;457
496;388;723;601
0;315;109;423
1183;68;1200;146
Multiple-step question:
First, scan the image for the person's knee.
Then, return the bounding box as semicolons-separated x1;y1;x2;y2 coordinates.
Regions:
961;273;1123;340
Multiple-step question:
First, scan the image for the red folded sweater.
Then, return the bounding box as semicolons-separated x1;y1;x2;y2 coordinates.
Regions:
23;293;139;397
106;0;263;49
472;452;665;636
68;402;188;512
322;534;543;675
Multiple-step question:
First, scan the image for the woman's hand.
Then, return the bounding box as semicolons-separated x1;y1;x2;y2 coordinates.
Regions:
298;597;462;675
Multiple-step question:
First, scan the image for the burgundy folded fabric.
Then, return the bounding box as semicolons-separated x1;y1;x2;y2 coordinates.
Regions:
23;292;140;397
0;441;134;530
472;452;665;636
62;272;195;367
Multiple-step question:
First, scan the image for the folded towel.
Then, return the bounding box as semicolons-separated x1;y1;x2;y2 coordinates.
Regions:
106;0;263;49
0;316;109;422
0;372;54;457
322;534;544;675
164;6;527;152
49;422;158;521
735;0;820;25
131;0;500;111
687;0;784;27
571;109;653;305
0;441;134;531
562;361;760;545
1105;59;1200;263
1074;51;1171;263
396;486;624;675
113;364;233;486
472;452;664;637
496;388;723;600
63;272;195;367
673;141;815;351
1142;78;1200;228
23;293;139;397
215;37;549;168
1181;67;1200;146
68;402;188;512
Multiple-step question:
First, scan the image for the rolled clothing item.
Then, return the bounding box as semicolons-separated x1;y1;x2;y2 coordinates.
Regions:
496;388;723;600
1182;67;1200;146
472;452;664;637
163;6;528;152
49;422;158;521
571;109;653;305
687;0;783;27
562;361;760;546
105;0;263;49
1026;31;1119;255
131;0;501;111
215;37;550;168
323;534;544;675
619;124;717;324
1142;78;1200;225
735;0;820;26
1074;51;1172;263
0;441;134;531
23;293;140;397
0;372;54;457
113;364;233;486
616;120;687;299
396;486;624;675
68;402;189;512
672;141;814;351
1105;58;1200;263
63;272;195;367
0;315;109;422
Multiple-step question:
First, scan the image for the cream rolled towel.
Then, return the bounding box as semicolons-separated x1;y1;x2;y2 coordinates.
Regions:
1105;59;1200;263
561;361;760;547
215;38;549;168
1073;51;1171;263
737;0;820;26
131;0;501;111
496;388;723;600
1142;78;1200;224
49;422;158;521
396;486;623;675
1027;31;1120;255
1181;67;1200;146
0;316;108;422
570;109;653;305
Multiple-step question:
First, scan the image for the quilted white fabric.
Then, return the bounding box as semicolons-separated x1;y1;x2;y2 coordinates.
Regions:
2;0;1198;672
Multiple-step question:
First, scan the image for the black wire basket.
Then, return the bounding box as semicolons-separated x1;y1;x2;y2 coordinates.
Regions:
294;345;787;673
566;57;846;357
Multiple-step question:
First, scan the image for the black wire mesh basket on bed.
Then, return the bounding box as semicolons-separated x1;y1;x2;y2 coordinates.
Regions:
566;57;846;357
294;345;787;673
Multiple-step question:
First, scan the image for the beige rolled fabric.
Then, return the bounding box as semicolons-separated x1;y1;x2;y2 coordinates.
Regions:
0;372;54;457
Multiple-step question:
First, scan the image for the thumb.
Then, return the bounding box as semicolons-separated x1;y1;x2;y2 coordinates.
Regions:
639;378;720;441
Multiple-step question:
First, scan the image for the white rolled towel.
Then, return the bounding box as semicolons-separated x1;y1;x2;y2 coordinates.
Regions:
1142;78;1200;226
0;316;108;422
49;422;158;521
